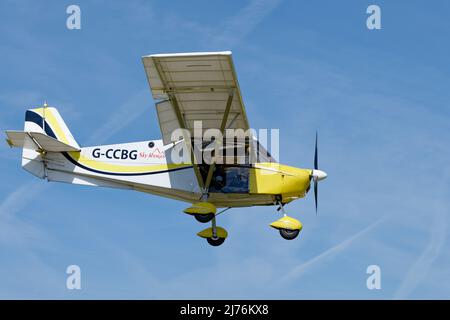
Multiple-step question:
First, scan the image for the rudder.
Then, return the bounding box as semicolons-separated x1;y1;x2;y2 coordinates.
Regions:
21;106;80;178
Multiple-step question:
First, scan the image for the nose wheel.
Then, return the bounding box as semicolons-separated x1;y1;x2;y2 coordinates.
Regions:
279;228;300;240
270;202;303;240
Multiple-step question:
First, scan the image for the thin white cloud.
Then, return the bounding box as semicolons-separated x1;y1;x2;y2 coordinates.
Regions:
281;217;387;282
163;0;282;49
0;181;48;247
394;203;447;299
0;181;45;219
86;88;151;145
208;0;282;48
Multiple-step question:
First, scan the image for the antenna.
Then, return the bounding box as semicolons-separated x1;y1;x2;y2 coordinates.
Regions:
43;101;48;133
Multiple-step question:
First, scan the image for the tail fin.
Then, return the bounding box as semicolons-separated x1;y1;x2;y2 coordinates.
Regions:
24;107;79;148
7;106;80;178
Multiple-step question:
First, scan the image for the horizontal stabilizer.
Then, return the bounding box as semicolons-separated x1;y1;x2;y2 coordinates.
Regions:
5;131;80;152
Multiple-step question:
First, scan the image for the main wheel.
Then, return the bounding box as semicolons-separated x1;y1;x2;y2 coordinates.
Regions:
207;237;225;246
279;228;300;240
194;213;215;223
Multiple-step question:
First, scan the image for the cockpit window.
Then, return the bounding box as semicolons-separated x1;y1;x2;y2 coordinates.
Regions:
209;166;249;194
251;138;276;163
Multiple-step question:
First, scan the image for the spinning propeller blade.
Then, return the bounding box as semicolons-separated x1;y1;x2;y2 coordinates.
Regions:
310;131;327;214
314;131;318;170
314;132;318;213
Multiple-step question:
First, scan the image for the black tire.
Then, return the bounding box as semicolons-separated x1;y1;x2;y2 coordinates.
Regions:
279;228;300;240
194;213;215;223
207;237;225;246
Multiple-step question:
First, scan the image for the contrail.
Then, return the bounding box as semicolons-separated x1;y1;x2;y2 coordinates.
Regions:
209;0;282;48
394;203;447;299
282;217;386;282
0;181;46;218
86;88;150;145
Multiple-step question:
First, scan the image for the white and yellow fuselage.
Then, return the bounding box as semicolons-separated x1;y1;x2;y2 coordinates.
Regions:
12;107;312;208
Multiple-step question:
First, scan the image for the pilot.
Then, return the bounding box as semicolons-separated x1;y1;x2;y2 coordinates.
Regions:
213;166;226;190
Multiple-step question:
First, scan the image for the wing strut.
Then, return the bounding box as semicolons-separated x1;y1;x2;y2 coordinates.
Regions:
168;93;206;189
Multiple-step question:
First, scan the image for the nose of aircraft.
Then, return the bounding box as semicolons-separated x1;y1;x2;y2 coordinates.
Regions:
312;169;327;181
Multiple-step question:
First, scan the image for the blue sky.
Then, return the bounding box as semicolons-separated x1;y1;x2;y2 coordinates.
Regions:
1;0;450;299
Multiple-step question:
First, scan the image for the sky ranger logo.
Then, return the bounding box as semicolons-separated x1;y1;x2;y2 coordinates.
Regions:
139;148;165;160
92;148;138;160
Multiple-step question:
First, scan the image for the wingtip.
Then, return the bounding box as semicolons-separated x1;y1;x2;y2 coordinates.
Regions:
143;51;233;58
5;138;13;148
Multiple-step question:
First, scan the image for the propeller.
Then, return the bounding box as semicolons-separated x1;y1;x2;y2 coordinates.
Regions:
310;132;327;213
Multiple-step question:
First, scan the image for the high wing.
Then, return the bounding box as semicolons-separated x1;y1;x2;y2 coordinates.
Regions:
142;51;250;145
142;51;252;191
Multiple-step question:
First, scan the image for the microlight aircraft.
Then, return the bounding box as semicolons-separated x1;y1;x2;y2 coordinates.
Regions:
5;52;327;246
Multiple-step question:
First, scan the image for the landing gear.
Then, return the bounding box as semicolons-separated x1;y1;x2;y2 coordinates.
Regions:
279;228;300;240
270;201;303;241
184;202;216;223
186;202;229;246
207;237;226;246
194;213;214;223
198;225;228;247
205;213;226;246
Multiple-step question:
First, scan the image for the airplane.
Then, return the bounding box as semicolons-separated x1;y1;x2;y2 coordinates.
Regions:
5;51;327;246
